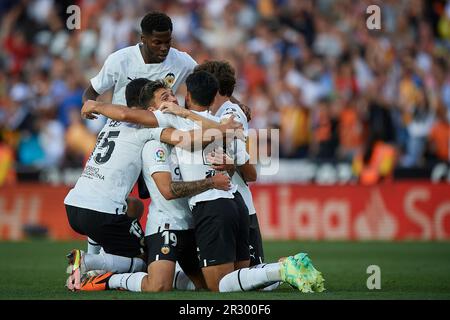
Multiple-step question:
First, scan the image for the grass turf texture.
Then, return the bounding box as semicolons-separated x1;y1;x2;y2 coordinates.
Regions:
0;240;449;300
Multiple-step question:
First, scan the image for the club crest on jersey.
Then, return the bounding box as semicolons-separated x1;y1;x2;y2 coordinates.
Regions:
161;246;170;255
164;73;175;87
155;148;166;162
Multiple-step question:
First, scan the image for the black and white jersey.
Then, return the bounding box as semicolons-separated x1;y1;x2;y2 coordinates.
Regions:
141;140;193;235
64;120;163;214
153;110;249;209
215;101;256;215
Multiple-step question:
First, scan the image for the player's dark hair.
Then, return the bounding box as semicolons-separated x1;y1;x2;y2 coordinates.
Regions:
125;78;151;108
140;12;173;35
186;71;219;107
139;79;169;107
194;60;236;97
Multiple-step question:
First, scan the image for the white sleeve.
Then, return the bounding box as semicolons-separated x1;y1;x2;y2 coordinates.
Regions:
90;54;118;95
234;138;250;166
219;106;249;133
179;53;198;82
142;141;171;176
153;110;196;130
135;127;164;144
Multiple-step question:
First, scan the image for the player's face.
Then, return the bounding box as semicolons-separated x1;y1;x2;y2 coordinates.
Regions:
148;88;178;111
142;31;172;63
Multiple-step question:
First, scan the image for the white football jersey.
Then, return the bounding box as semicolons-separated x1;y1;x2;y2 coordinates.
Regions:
141;140;193;235
215;101;256;215
90;44;197;105
153;110;249;209
64;120;163;214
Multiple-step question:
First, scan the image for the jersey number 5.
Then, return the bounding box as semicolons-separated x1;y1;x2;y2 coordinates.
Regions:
94;130;120;164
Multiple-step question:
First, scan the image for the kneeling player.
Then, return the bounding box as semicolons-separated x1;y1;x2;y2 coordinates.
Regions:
80;80;232;292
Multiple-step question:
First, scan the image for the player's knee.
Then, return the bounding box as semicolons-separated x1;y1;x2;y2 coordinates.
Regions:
149;281;172;292
141;276;172;292
126;197;144;219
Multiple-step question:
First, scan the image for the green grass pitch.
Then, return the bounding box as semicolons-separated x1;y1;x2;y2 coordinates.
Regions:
1;240;450;300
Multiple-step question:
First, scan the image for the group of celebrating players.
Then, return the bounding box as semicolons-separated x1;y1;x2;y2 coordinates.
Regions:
63;11;325;294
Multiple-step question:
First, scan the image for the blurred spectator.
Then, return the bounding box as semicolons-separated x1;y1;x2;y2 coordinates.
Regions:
0;131;16;186
310;98;338;160
0;0;449;183
352;132;397;185
428;104;450;163
337;98;363;161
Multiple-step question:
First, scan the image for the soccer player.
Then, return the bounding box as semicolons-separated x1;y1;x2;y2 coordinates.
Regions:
80;11;196;256
65;78;240;291
194;60;265;267
160;64;321;292
80;71;326;293
83;11;196;106
81;80;237;292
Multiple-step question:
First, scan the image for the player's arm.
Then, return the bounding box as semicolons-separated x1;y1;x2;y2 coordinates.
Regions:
83;53;116;102
81;100;160;127
152;172;231;200
229;96;251;122
82;84;100;103
82;100;242;134
159;128;217;151
207;140;256;182
159;102;243;132
237;138;257;182
236;162;257;182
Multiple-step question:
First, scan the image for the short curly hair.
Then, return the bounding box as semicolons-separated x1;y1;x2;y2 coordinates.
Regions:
194;60;236;97
140;11;173;35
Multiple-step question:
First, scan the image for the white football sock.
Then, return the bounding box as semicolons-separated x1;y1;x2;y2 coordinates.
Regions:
261;281;281;291
219;263;282;292
173;269;196;291
108;272;146;292
249;263;281;291
87;238;101;254
84;252;146;273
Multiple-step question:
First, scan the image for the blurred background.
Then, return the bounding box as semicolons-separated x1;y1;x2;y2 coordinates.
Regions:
0;0;449;241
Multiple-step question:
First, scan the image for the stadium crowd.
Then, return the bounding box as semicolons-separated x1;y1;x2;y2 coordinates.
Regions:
1;0;450;185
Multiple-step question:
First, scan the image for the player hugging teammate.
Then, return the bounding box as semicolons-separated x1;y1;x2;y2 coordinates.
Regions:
64;11;325;293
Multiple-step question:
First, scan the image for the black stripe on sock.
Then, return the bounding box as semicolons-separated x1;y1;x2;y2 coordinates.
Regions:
88;240;98;246
125;274;133;290
174;271;180;289
127;258;134;273
237;269;245;292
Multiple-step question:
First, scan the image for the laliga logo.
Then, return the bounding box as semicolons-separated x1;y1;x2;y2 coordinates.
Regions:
354;188;397;240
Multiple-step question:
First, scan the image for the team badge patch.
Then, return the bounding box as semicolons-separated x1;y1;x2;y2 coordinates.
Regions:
161;246;170;255
155;148;166;162
164;73;175;87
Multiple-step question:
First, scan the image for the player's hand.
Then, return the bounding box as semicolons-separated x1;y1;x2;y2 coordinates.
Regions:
159;102;189;118
219;116;245;141
206;148;235;171
210;173;232;191
81;100;99;120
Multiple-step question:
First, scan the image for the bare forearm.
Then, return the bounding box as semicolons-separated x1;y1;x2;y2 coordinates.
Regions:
94;103;158;127
83;85;100;103
237;163;257;182
169;178;214;198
